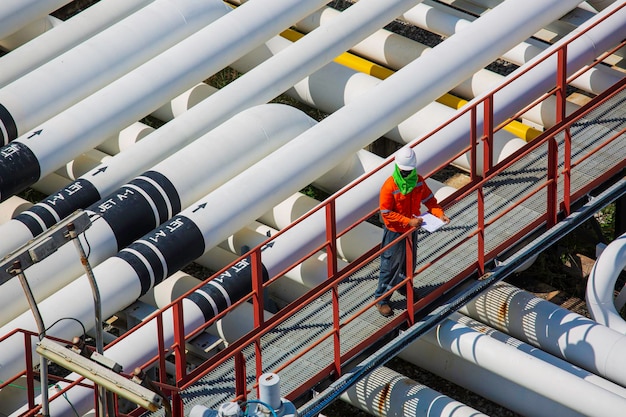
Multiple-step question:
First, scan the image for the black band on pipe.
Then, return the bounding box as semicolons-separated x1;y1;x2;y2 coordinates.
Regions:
117;215;205;296
187;257;269;322
0;103;17;145
90;171;180;251
0;142;40;202
140;170;182;217
15;179;101;236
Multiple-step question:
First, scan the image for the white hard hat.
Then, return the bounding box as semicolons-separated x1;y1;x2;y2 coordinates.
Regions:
395;145;417;171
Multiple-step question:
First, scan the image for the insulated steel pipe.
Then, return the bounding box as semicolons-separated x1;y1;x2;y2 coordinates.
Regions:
0;0;335;208
0;0;590;386
0;0;70;40
0;0;426;256
0;104;314;328
400;1;623;97
0;0;155;88
230;33;525;168
586;233;626;332
461;281;626;388
0;0;227;144
0;0;604;410
401;312;626;417
0;16;62;51
399;2;626;180
293;3;621;129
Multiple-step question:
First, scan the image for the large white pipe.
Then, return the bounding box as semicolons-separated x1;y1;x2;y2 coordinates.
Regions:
461;281;626;388
150;82;218;122
0;0;227;144
54;149;112;181
0;0;343;211
401;312;626;416
403;1;623;96
0;104;315;328
0;197;32;224
0;0;155;88
586;233;626;332
294;3;618;129
231;33;525;169
0;0;427;257
96;122;155;156
0;0;597;409
0;0;70;40
340;366;487;417
0;15;62;51
401;2;625;180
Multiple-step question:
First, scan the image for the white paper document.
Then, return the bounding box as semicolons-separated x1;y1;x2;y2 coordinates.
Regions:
417;212;446;233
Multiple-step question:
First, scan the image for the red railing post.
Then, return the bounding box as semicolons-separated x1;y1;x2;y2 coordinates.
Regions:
556;47;567;125
470;107;478;182
250;248;265;386
156;314;168;388
325;201;341;377
557;46;572;215
24;335;35;410
483;95;494;175
470;105;486;275
234;351;247;401
405;233;415;325
172;301;186;414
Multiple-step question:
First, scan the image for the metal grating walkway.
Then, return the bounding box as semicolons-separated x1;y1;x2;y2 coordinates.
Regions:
145;86;626;415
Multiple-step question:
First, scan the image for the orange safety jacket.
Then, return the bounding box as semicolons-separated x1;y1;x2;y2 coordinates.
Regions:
379;174;444;233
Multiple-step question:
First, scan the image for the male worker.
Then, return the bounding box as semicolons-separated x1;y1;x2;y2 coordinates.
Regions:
375;145;449;317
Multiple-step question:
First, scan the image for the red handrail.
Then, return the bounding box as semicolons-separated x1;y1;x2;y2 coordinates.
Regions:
9;4;625;415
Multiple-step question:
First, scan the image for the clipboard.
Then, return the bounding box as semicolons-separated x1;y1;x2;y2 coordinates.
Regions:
416;212;446;233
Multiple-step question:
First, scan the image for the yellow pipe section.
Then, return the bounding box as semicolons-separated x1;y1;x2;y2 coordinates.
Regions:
281;28;541;141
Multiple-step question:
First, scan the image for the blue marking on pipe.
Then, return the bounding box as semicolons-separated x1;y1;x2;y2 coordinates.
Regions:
0;103;17;145
0;142;40;202
116;215;205;296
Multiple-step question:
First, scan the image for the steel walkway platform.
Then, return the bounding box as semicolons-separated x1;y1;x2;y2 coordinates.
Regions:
143;84;625;416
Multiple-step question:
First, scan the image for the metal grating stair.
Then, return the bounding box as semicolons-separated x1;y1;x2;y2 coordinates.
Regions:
144;86;625;416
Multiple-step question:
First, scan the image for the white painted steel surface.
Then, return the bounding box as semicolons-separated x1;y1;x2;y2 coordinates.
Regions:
586;232;626;332
461;282;626;388
0;0;70;40
342;366;488;417
0;0;330;201
0;0;155;88
0;0;226;139
0;105;314;329
401;312;626;416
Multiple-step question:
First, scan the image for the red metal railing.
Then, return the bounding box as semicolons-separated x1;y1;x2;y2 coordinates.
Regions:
7;4;625;415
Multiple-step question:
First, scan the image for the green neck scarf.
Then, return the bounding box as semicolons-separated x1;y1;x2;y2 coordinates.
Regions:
392;164;417;194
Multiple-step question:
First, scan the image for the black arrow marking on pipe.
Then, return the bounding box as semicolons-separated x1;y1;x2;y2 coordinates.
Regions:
193;203;206;212
0;103;17;146
261;241;274;251
92;166;107;176
0;142;40;203
27;130;42;139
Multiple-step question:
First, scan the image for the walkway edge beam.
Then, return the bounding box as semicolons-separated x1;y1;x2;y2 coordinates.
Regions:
297;176;626;417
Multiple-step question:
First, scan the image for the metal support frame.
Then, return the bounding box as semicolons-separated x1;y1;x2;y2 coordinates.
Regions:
0;210;106;416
